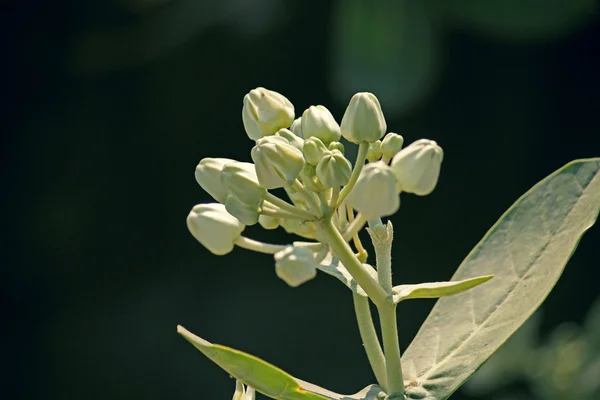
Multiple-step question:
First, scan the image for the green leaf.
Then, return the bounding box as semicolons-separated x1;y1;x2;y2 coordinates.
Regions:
177;326;328;400
401;159;600;400
317;252;377;297
296;380;386;400
392;275;494;303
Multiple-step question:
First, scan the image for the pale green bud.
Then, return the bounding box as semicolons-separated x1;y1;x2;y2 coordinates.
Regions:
298;163;326;192
225;195;260;226
251;136;305;189
280;218;317;239
242;87;295;140
347;162;399;219
301;105;341;144
222;162;266;205
274;246;317;287
186;203;245;255
258;214;279;230
316;149;352;187
381;133;404;159
289;117;303;137
328;141;345;153
390;139;443;196
302;137;328;166
340;92;387;143
194;157;236;203
275;128;304;150
366;140;383;162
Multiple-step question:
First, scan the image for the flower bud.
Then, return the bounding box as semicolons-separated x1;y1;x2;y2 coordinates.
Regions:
251;136;305;189
347;162;399;219
280;218;317;239
301;105;341;144
328;141;345;153
381;133;404;159
242;87;294;140
186;203;245;255
258;214;279;230
316;149;352;188
302;137;328;166
340;92;387;143
366;140;383;162
289;117;303;137
274;246;317;287
225;195;260;226
194;158;236;203
390;139;443;196
298;163;326;192
275;128;304;150
222;162;266;205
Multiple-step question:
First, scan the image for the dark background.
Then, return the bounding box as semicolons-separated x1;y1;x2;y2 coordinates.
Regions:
3;1;600;399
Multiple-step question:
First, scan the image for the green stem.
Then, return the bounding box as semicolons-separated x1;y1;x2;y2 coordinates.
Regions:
264;192;317;220
234;236;287;254
261;208;306;221
379;304;404;396
317;217;388;308
343;212;367;241
353;292;388;392
337;142;369;207
291;180;323;217
369;219;393;294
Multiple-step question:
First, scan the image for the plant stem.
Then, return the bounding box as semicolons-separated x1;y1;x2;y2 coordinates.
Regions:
234;236;287;254
352;292;388;392
379;304;404;396
317;217;388;308
261;207;306;221
369;220;393;294
343;212;367;241
264;192;317;220
337;142;369;207
291;180;323;217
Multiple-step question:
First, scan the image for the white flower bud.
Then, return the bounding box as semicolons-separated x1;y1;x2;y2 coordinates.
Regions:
251;136;305;189
225;195;260;226
347;162;399;219
275;128;304;150
194;158;236;203
222;162;266;205
340;92;387;143
242;87;295;140
186;203;245;255
316;149;352;188
366;140;383;162
289;117;303;137
274;246;317;287
391;139;443;196
302;137;328;166
280;218;318;239
381;133;404;159
298;163;326;192
258;214;279;230
301;105;341;144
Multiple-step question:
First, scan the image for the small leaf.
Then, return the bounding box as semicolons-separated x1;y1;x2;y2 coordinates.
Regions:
177;326;328;400
296;380;386;400
316;252;377;297
401;159;600;400
392;275;493;303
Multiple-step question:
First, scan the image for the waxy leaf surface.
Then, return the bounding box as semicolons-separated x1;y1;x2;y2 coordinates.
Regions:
401;159;600;400
392;275;494;303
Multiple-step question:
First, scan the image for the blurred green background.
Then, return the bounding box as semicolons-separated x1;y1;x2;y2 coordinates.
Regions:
3;0;600;399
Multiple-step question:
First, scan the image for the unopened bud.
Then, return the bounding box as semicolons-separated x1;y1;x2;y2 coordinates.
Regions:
194;158;236;203
340;92;387;143
222;162;266;205
274;246;317;287
258;214;279;230
299;163;326;192
251;136;305;189
242;87;294;140
275;128;304;150
303;137;328;166
391;139;443;196
366;140;383;162
301;105;341;144
280;218;317;239
186;203;245;255
289;117;303;137
347;162;399;219
225;195;260;226
328;141;345;153
381;133;404;159
316;149;352;187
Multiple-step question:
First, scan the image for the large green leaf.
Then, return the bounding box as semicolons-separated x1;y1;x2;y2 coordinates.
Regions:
392;275;493;303
401;159;600;400
177;326;328;400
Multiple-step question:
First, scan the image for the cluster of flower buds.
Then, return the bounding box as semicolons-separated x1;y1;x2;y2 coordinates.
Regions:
187;87;443;286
